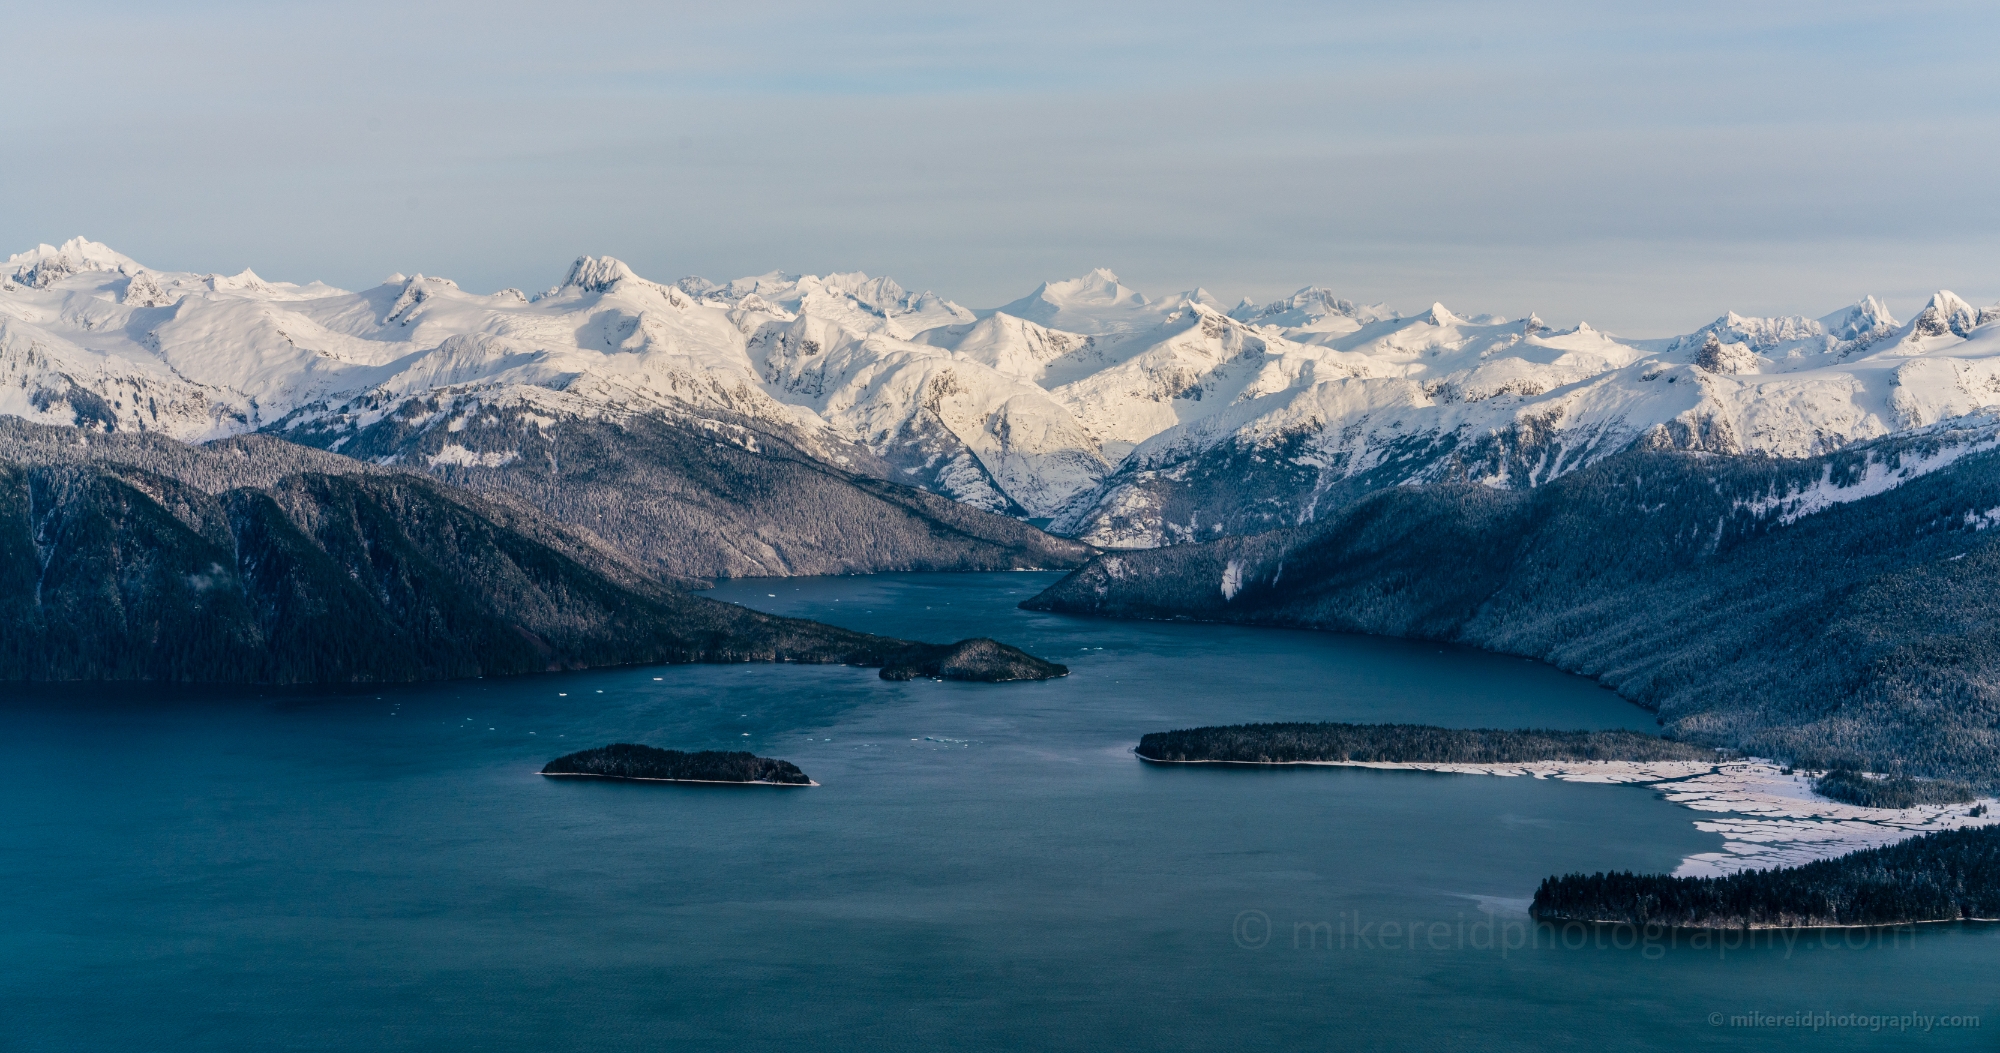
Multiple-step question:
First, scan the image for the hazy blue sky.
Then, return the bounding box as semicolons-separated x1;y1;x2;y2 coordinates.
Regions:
4;1;1996;334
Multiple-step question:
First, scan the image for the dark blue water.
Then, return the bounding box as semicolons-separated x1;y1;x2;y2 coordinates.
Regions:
3;573;1991;1051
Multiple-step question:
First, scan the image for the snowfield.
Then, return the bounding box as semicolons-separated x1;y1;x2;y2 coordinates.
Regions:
8;237;2000;545
1275;758;2000;878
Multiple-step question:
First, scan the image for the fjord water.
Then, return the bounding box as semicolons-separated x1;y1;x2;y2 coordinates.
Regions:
3;575;1991;1051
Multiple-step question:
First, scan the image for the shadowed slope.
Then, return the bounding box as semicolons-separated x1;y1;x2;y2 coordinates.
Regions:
0;426;1067;684
1027;435;2000;784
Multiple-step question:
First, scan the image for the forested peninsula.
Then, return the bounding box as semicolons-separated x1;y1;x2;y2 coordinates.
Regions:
1136;723;1718;765
1531;826;2000;929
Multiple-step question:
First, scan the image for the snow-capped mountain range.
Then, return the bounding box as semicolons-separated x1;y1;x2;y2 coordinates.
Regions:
7;236;2000;547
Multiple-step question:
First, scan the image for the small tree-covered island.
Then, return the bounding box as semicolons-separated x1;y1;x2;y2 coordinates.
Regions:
1135;723;1721;765
541;744;813;786
878;638;1068;682
1533;826;2000;929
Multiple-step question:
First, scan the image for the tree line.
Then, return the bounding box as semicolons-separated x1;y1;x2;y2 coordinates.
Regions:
1531;826;2000;929
1136;723;1719;764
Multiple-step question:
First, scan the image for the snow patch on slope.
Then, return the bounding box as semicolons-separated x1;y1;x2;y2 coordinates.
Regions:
427;444;519;469
1737;429;2000;525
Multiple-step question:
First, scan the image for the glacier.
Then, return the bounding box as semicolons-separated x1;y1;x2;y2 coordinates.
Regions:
8;236;2000;547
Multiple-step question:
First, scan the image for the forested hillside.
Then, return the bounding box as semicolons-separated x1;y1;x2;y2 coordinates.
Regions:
0;423;1066;684
0;412;1090;583
1026;426;2000;784
280;403;1092;580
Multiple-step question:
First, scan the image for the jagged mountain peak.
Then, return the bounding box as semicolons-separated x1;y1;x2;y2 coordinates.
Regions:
1928;289;1975;311
121;270;180;308
819;270;899;299
1818;295;1899;340
666;271;807;313
1662;299;1897;358
1178;287;1224;309
811;272;969;320
1057;267;1131;293
1907;290;1981;340
675;275;720;299
208;268;276;292
559;255;644;295
1423;302;1461;326
384;273;464;324
1232;288;1399;333
1694;330;1762;374
6;237;142;288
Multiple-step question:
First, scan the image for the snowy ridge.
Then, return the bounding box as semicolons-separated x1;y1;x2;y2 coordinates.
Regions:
6;238;2000;545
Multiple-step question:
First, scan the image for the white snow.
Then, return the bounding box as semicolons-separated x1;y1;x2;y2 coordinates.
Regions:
1154;756;2000;877
427;444;518;469
8;239;2000;544
1735;431;2000;525
1221;559;1245;600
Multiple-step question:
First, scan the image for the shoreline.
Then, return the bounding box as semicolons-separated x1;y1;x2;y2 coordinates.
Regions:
1138;755;1702;773
539;772;818;787
1526;913;2000;933
1136;753;2000;877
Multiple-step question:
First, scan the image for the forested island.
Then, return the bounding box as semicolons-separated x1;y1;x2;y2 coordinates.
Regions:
540;744;813;785
1531;826;2000;929
879;637;1067;682
1135;723;1720;765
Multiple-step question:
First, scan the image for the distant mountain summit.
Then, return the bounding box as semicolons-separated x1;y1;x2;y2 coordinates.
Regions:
1228;287;1398;330
994;268;1152;332
6;238;2000;550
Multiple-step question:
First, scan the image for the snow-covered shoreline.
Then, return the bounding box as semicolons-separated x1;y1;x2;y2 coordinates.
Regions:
1137;755;1998;877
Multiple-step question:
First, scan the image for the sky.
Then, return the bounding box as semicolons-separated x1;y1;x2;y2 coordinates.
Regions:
3;0;1997;335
